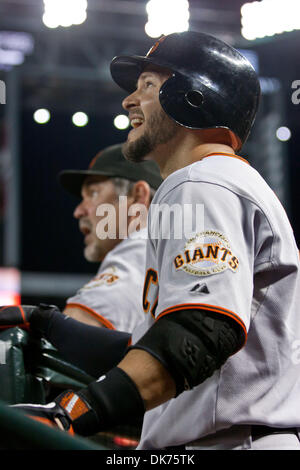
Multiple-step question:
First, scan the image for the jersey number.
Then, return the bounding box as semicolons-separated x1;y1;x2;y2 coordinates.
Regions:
143;268;158;317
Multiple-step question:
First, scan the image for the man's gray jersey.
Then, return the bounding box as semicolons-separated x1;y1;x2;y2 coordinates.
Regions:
132;153;300;449
66;229;147;332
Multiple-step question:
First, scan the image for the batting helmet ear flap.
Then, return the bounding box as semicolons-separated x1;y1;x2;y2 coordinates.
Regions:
159;72;232;133
184;89;204;108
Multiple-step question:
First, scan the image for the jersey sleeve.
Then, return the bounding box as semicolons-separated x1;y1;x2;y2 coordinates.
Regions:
65;266;121;330
65;240;146;333
150;180;260;338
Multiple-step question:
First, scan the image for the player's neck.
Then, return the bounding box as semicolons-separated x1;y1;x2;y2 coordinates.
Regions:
157;140;236;179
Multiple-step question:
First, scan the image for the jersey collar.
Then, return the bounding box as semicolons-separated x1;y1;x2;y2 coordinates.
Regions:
202;152;250;165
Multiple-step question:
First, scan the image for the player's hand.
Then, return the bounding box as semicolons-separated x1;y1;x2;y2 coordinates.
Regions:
12;389;100;436
0;303;61;335
13;367;146;437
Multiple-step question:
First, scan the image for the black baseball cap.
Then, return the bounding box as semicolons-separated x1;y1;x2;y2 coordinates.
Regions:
59;143;162;197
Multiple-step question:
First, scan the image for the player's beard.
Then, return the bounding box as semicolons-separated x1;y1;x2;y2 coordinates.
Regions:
123;108;178;163
84;231;116;262
80;220;104;262
83;222;120;263
84;240;103;262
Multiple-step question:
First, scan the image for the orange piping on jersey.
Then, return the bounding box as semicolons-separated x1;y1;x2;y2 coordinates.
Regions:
203;153;250;165
155;303;247;347
127;337;132;348
64;303;116;330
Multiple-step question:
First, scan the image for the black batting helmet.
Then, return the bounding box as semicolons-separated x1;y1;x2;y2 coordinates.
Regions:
110;31;261;150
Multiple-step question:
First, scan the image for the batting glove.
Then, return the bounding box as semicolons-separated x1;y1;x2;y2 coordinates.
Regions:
12;389;99;436
13;367;145;437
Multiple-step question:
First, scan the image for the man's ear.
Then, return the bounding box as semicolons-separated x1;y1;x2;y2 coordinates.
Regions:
129;180;151;208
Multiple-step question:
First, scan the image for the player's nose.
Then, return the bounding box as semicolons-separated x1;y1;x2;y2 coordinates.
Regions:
122;89;140;111
73;200;88;219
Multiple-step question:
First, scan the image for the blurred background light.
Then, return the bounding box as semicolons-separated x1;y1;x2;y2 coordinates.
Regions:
241;0;300;40
145;0;190;38
0;268;21;306
43;0;88;29
0;49;24;66
114;114;130;130
0;31;34;55
72;111;89;127
276;126;292;141
33;108;51;124
259;77;281;95
0;31;34;69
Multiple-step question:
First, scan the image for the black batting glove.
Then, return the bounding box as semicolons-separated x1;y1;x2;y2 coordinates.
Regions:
12;389;99;436
13;367;145;437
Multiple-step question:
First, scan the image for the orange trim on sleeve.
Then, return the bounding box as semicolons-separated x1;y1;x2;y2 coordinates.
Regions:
156;303;247;346
65;303;116;330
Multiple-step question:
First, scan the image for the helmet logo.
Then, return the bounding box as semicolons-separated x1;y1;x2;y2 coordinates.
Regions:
185;90;204;108
146;35;167;56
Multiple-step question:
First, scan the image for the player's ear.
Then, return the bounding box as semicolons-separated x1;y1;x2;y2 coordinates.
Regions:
129;181;151;208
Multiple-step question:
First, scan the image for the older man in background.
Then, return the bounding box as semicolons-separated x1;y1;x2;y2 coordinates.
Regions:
59;143;162;332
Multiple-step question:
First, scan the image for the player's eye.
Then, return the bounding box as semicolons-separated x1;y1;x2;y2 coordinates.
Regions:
145;80;154;88
88;188;100;198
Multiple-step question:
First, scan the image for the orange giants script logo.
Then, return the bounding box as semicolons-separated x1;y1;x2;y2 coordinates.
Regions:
174;231;239;277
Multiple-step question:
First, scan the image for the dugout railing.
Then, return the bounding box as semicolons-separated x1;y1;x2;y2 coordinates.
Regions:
0;327;141;450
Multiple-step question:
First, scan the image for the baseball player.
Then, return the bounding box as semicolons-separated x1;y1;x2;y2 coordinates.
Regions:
6;31;300;450
59;143;162;332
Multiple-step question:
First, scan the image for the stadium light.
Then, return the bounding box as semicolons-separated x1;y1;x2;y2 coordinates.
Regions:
33;108;51;124
43;0;88;29
241;0;300;40
276;126;291;142
145;0;190;38
114;115;130;130
72;111;89;127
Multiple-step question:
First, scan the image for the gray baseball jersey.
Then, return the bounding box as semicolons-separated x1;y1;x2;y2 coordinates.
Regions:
65;228;147;332
132;153;300;449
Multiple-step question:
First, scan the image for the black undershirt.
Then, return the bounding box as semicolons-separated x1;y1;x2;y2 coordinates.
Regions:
44;311;130;378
